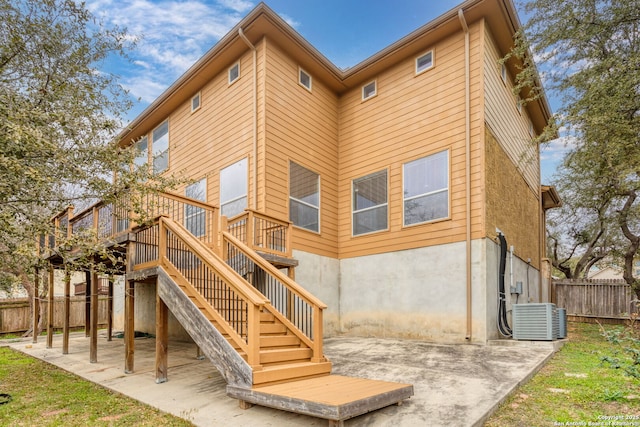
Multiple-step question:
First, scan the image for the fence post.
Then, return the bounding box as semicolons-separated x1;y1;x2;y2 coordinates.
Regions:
32;268;39;343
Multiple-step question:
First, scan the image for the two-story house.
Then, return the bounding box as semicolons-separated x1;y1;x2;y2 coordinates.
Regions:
112;0;555;347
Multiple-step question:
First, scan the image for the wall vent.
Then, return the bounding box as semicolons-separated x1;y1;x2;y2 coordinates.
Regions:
513;303;559;341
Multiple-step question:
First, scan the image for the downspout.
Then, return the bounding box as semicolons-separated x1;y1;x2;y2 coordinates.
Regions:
238;28;258;210
458;9;472;341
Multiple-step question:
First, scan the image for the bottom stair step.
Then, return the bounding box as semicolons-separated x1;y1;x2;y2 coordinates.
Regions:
252;361;332;385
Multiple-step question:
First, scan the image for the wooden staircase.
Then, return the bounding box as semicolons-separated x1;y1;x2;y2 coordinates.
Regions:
150;216;331;388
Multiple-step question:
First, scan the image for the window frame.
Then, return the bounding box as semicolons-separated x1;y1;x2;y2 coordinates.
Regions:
191;92;201;113
219;157;248;218
362;80;377;101
352;169;388;236
152;120;169;174
415;50;434;75
133;135;149;169
289;161;320;233
402;149;450;227
228;62;240;85
298;67;312;91
184;178;207;237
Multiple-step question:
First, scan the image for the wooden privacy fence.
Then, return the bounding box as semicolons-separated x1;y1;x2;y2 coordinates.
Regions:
554;279;639;320
0;297;109;334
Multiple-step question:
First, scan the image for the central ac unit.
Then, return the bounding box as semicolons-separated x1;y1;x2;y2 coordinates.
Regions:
512;303;559;341
557;307;567;339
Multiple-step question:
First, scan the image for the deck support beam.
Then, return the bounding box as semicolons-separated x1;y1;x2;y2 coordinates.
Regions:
46;266;54;349
32;267;39;344
155;287;168;383
124;279;135;373
89;268;98;363
62;269;71;354
107;278;114;341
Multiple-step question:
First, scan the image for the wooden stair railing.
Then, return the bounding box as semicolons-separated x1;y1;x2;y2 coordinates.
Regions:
133;217;331;386
223;209;292;258
222;231;327;364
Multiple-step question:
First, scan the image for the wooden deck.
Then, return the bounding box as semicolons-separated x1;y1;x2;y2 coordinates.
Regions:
227;374;414;426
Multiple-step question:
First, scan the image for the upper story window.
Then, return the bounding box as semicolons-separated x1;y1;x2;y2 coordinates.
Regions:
134;136;148;168
501;63;508;83
289;161;319;232
353;170;387;236
191;92;201;112
299;67;312;91
152;120;169;174
229;62;240;84
416;50;434;75
220;158;247;218
403;150;449;226
185;178;206;237
362;80;377;101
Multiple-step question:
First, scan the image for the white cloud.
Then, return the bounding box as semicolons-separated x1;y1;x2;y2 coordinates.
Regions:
89;0;255;106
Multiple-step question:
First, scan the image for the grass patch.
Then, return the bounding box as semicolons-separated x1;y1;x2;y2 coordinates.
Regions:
485;322;640;426
0;347;193;426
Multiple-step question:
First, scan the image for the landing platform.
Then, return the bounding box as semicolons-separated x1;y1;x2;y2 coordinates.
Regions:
227;374;414;426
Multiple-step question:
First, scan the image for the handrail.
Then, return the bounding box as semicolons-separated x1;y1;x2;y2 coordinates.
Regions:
222;230;326;361
48;189;219;250
224;209;292;258
160;217;269;306
133;216;267;367
223;231;326;309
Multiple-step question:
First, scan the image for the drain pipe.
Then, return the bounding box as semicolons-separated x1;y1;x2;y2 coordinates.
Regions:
458;9;472;341
238;28;258;210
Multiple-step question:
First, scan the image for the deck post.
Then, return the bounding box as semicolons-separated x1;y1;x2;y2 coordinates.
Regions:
311;307;324;363
62;268;71;354
32;267;39;344
155;286;168;383
107;278;114;341
46;266;54;349
124;279;135;373
84;270;91;337
89;267;98;363
247;304;262;369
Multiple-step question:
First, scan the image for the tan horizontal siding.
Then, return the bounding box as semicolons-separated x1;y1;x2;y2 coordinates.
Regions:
338;22;485;259
263;38;339;258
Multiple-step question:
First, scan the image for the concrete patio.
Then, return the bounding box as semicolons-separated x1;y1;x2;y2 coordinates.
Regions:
4;332;560;426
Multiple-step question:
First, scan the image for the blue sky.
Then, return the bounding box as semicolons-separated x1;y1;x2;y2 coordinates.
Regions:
88;0;564;181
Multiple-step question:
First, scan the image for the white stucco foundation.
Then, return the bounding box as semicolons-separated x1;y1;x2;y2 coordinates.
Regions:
293;237;540;344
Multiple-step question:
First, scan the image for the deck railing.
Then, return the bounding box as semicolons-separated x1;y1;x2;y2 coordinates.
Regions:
48;191;219;249
222;231;326;362
223;209;292;258
133;216;268;367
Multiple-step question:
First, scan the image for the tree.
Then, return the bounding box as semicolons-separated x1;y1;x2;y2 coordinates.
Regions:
0;0;181;332
509;0;640;296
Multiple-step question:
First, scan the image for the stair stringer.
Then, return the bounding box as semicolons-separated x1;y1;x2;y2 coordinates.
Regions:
156;266;253;388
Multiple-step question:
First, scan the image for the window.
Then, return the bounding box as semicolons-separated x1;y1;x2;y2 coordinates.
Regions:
416;50;434;74
362;80;377;100
353;170;387;235
229;62;240;84
191;92;201;112
134;136;148;168
516;96;522;114
403;150;449;225
220;158;247;217
299;68;312;91
501;63;507;83
185;178;206;237
152;121;169;174
289;161;319;232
